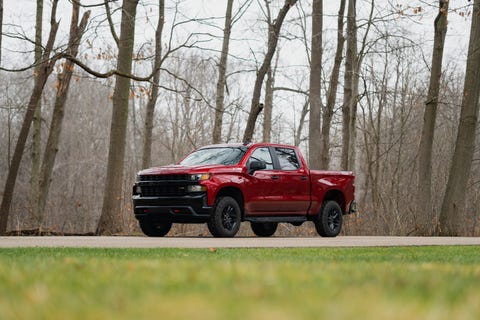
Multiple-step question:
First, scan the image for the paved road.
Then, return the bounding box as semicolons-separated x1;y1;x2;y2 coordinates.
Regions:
1;236;480;248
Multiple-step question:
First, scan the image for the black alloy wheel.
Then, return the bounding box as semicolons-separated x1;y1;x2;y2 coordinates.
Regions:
221;204;237;230
208;196;241;237
315;200;343;237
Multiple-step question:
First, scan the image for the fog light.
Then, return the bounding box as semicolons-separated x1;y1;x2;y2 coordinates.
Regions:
187;185;207;192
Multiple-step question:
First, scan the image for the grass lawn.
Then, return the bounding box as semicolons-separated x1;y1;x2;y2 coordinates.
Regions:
0;246;479;320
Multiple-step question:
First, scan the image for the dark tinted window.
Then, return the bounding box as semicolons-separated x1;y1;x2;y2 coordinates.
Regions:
179;147;247;165
247;147;274;170
275;147;300;170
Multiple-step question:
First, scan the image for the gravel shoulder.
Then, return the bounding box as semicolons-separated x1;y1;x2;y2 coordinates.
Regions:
1;236;480;248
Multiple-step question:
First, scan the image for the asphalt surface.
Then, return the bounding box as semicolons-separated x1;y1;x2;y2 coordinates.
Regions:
1;236;480;248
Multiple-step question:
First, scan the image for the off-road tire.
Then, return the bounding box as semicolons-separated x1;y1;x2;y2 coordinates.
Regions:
139;220;172;237
207;196;241;237
315;200;342;237
251;222;278;237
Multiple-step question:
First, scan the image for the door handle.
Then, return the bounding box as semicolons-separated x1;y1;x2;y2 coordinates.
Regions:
300;176;308;181
271;175;279;180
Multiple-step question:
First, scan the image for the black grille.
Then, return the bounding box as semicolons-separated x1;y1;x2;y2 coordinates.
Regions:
140;174;189;182
141;184;187;196
138;174;194;197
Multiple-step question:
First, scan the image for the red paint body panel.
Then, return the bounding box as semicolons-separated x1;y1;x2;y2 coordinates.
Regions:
135;143;355;219
308;170;355;215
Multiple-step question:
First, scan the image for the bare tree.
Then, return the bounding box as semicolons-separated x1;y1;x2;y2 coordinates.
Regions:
142;0;165;168
97;0;139;235
242;0;297;143
30;0;44;222
37;2;91;222
0;0;60;235
262;67;274;142
341;0;375;171
415;0;449;236
341;0;358;171
104;0;120;47
439;0;480;236
2;0;478;237
308;0;323;169
0;0;3;66
212;0;234;144
263;50;281;143
320;0;345;169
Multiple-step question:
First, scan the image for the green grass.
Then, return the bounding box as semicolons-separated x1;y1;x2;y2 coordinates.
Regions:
1;246;479;320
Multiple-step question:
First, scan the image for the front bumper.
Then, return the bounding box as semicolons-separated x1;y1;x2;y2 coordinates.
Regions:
132;193;212;223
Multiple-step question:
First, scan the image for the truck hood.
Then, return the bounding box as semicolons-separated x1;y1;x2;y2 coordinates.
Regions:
138;164;227;176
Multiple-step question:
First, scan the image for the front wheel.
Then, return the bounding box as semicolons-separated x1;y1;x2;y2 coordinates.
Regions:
139;220;172;237
208;196;241;237
314;200;342;237
251;222;278;237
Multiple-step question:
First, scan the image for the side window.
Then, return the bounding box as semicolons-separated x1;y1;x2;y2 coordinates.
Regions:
248;147;274;170
275;147;301;170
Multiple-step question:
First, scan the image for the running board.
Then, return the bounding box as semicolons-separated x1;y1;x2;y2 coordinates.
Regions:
245;216;307;223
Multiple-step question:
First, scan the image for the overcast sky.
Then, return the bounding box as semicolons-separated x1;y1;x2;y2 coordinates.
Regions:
2;0;473;69
1;0;474;148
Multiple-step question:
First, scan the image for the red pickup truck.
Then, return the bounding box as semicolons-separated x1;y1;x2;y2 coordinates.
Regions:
132;143;356;238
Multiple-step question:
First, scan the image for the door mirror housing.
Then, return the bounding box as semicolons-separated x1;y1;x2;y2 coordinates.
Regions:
248;160;267;174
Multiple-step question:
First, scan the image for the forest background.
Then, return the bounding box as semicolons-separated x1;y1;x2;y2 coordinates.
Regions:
0;0;479;236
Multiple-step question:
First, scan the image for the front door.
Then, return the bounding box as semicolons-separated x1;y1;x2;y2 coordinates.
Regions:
244;146;310;215
244;147;285;214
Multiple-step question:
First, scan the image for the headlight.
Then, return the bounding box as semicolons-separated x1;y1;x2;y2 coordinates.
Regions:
135;174;141;183
190;173;210;181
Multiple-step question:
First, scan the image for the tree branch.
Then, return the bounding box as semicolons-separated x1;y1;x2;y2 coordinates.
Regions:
273;86;308;95
104;0;120;46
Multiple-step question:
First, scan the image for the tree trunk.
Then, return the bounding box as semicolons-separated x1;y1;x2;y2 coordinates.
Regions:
0;0;3;66
308;0;323;169
439;0;480;236
0;0;59;235
346;0;374;172
212;0;233;144
262;68;274;142
373;57;388;218
37;4;90;220
341;0;357;171
242;0;297;143
97;0;139;235
320;0;345;169
350;62;360;170
142;0;164;169
415;0;449;236
30;0;44;224
295;100;309;146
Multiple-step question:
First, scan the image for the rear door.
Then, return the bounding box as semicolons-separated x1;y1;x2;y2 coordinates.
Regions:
271;147;310;214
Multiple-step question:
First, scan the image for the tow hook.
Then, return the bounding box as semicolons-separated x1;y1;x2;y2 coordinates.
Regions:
349;201;358;214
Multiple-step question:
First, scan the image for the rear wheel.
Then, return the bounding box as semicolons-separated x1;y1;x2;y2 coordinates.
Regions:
139;220;172;237
251;222;278;237
208;196;241;237
315;200;342;237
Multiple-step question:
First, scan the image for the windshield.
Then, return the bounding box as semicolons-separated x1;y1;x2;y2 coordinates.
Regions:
179;147;248;166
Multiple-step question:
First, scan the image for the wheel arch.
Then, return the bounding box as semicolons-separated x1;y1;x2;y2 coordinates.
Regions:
323;189;346;214
215;186;245;220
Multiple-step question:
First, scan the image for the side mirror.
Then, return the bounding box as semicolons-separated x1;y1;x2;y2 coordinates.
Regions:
249;160;266;174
